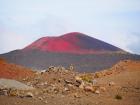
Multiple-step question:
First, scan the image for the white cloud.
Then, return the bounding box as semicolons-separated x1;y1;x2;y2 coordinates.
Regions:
0;0;140;54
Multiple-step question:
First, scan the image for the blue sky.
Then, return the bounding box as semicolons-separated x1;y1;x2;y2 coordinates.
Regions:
0;0;140;54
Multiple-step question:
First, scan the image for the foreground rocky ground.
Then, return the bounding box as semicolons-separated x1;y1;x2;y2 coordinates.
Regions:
0;59;140;105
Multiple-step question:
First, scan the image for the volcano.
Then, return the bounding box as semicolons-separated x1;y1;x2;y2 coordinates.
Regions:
0;32;140;72
23;32;125;54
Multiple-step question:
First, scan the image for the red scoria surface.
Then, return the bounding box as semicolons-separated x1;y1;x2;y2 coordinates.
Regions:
0;58;34;80
23;32;124;54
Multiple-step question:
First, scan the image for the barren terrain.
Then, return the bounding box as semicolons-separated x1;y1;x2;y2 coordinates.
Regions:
0;59;140;105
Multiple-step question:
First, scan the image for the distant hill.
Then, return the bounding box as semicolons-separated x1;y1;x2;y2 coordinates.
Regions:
0;32;140;72
23;32;126;54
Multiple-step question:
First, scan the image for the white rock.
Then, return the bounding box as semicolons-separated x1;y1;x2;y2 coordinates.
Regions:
92;79;97;85
95;90;100;94
109;81;115;86
64;87;69;91
0;79;34;90
79;82;85;89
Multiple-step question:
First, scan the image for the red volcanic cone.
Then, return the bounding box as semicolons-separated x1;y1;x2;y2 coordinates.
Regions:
23;32;124;54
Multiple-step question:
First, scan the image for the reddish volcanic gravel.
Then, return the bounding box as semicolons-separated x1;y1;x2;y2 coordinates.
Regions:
0;60;140;105
0;58;34;80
